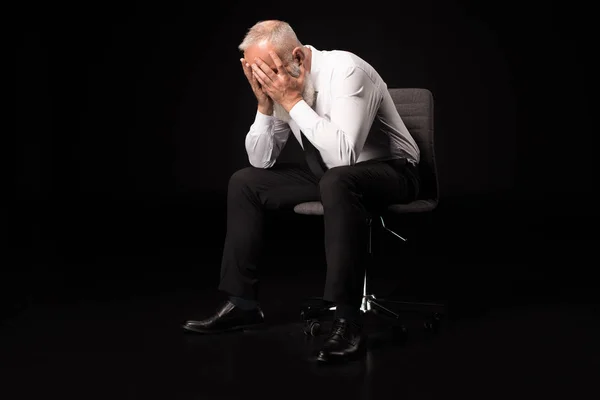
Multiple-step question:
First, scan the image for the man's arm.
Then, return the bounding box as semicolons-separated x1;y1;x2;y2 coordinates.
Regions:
245;111;291;168
240;56;291;168
289;66;378;167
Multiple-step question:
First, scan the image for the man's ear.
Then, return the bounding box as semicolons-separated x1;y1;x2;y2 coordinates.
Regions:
292;46;305;66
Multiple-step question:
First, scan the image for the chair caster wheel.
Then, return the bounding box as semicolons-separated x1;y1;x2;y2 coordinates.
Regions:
303;319;321;336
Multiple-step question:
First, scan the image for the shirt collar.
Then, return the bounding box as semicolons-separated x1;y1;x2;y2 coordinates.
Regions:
305;44;321;86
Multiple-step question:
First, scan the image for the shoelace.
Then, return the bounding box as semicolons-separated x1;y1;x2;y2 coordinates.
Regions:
328;319;353;341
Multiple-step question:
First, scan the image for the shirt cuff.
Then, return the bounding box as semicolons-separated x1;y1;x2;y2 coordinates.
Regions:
288;100;321;136
253;109;275;128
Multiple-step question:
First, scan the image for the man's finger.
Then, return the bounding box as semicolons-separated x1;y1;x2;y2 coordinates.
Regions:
254;58;277;81
241;58;255;75
268;51;286;75
252;71;266;88
251;63;271;84
241;59;252;78
241;58;271;101
241;59;261;88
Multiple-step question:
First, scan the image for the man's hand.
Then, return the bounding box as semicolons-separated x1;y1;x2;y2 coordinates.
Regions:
251;51;305;112
240;57;273;115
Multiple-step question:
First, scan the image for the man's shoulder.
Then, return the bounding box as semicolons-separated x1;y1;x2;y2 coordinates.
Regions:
323;49;363;68
324;49;379;84
309;45;369;72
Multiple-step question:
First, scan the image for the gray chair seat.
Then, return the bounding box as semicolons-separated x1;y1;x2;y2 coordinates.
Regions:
293;201;324;215
293;199;438;216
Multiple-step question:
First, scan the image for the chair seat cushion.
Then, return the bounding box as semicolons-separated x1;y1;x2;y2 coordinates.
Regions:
293;199;438;216
293;201;325;215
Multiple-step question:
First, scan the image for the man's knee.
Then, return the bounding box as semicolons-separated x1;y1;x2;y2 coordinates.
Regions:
319;166;357;200
228;166;263;192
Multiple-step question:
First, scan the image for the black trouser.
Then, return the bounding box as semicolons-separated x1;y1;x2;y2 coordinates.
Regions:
218;158;420;308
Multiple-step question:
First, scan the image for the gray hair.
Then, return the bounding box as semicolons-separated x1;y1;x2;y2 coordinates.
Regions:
238;20;302;64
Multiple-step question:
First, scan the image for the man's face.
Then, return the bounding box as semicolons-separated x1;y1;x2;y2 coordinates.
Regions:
243;40;294;77
243;40;315;122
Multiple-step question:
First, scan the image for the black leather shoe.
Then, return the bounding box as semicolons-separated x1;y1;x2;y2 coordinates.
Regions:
317;318;365;363
182;301;265;334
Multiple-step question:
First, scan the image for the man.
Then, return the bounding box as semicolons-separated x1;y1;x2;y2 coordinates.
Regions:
183;20;421;364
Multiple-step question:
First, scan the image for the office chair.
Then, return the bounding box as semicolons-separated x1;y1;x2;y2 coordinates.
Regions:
294;88;445;337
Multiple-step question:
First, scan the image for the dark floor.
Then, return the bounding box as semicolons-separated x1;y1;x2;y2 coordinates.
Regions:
1;257;599;400
3;196;600;399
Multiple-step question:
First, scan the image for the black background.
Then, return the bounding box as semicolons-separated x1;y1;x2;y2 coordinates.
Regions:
10;0;597;319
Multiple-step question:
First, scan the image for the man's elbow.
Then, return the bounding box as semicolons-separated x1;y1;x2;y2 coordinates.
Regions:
248;157;276;169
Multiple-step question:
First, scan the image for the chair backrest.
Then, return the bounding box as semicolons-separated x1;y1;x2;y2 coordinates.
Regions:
388;88;439;204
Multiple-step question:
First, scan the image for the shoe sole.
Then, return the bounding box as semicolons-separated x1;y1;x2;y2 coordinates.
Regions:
182;322;266;334
316;343;367;364
316;352;365;364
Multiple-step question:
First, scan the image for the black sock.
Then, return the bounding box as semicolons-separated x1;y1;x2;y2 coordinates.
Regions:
229;296;258;310
334;304;361;323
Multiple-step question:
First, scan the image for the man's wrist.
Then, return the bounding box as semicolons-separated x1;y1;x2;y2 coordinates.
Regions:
258;104;273;115
281;95;303;113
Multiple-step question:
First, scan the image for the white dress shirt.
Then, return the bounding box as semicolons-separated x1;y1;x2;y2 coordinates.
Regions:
245;45;420;169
